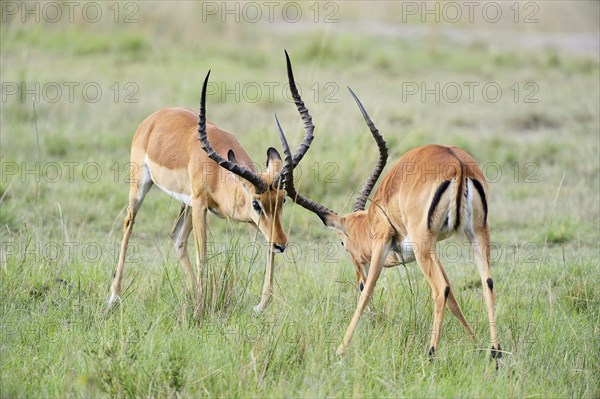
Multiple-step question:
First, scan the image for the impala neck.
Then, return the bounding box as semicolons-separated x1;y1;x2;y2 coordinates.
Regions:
211;176;255;222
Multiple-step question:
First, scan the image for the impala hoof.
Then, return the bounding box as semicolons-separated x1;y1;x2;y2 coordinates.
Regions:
107;293;120;309
336;344;346;356
253;304;264;314
104;293;120;317
491;344;502;359
428;346;436;361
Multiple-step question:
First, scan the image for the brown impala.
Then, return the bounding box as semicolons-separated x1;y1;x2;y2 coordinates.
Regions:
275;90;501;359
109;51;314;314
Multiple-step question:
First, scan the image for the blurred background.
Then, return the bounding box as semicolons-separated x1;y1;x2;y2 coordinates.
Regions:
2;1;598;239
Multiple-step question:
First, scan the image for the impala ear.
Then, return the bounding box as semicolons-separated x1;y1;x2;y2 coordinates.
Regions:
266;147;281;162
323;213;347;235
227;149;247;188
265;147;283;176
227;149;237;163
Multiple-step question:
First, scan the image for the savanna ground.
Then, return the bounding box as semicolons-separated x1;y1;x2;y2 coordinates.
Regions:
1;1;599;397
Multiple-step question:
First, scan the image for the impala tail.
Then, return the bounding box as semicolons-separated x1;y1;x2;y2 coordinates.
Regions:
426;146;488;235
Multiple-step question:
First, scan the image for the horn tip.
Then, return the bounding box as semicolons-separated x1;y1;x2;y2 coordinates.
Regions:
202;70;212;87
285;51;294;79
348;86;359;101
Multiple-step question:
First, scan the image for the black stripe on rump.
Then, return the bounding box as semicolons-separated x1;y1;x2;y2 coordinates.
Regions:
427;180;451;230
471;179;488;226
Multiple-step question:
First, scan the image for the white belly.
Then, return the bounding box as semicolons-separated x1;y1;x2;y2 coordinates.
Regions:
155;183;192;205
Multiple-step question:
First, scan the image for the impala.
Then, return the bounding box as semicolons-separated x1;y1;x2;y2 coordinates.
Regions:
109;51;314;314
275;89;501;359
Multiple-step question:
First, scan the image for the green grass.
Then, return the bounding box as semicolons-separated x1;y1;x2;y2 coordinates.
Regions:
1;3;599;398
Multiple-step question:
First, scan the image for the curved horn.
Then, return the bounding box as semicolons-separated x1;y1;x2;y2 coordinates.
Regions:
285;50;314;169
348;87;388;212
198;71;268;193
272;50;315;189
274;113;335;223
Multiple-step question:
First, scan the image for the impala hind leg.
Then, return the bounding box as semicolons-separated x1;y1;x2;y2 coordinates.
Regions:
412;233;452;359
170;204;197;303
109;163;153;309
439;266;476;339
336;240;389;356
468;225;501;358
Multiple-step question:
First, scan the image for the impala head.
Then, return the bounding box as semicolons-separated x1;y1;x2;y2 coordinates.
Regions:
198;51;315;254
238;147;288;253
276;84;389;290
315;210;370;289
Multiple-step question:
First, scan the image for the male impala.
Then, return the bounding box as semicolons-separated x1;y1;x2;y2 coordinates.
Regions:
109;51;313;314
276;89;501;359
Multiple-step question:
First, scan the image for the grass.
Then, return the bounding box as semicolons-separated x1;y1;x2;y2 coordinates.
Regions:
1;2;599;398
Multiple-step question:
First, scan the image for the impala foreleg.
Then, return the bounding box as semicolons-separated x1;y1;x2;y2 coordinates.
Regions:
191;199;208;313
109;208;135;309
336;240;389;356
170;204;197;302
254;249;275;314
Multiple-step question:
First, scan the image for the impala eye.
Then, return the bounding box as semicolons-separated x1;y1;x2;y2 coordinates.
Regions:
282;197;287;204
252;199;262;213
